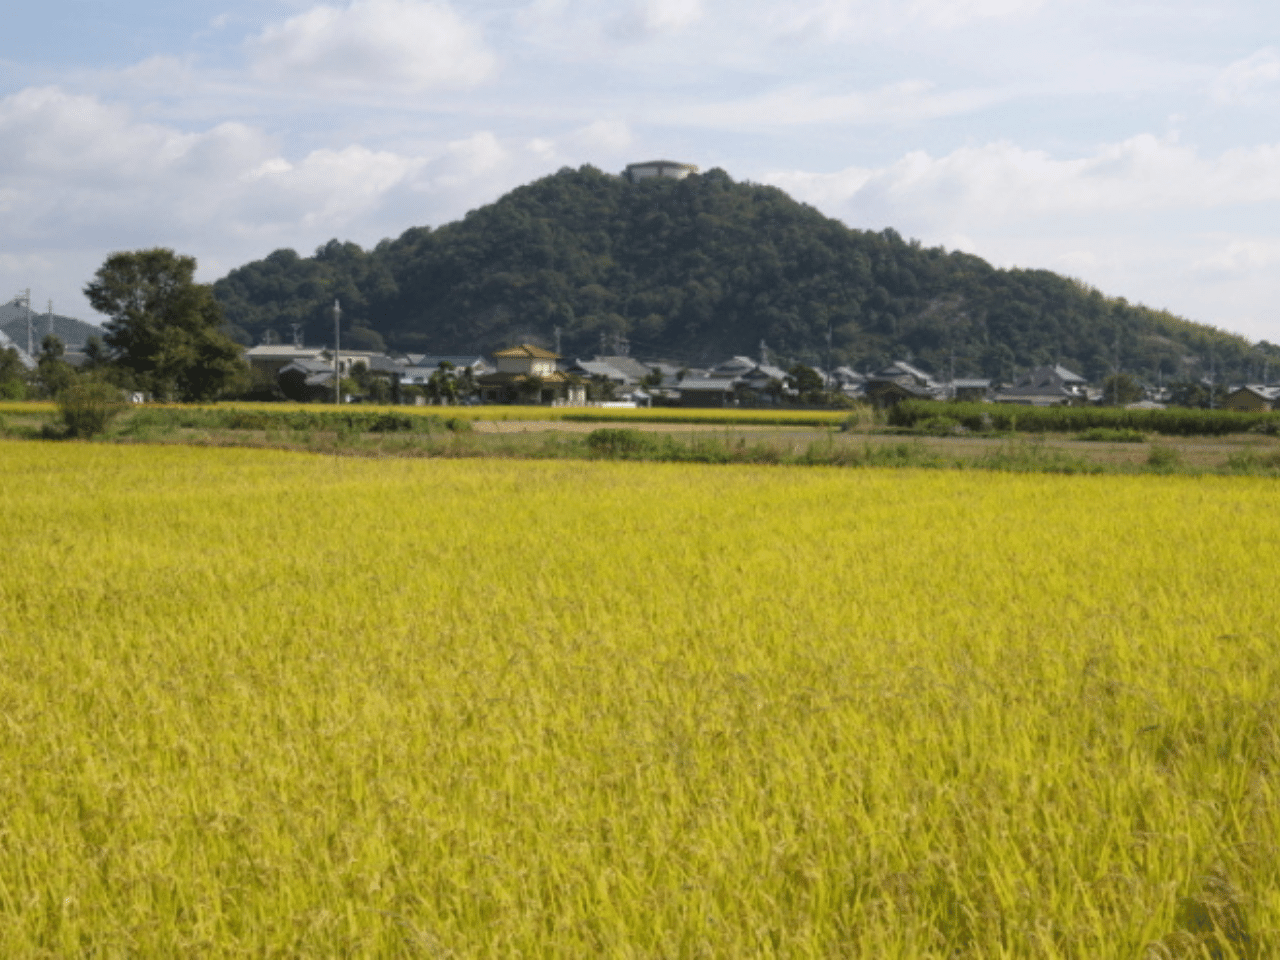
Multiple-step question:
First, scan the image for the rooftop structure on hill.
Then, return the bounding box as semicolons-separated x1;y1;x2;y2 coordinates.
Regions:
624;160;699;184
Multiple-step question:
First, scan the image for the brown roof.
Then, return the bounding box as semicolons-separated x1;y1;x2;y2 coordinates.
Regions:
477;370;576;385
492;344;560;359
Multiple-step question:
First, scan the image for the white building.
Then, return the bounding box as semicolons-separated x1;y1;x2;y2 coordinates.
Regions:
624;160;699;183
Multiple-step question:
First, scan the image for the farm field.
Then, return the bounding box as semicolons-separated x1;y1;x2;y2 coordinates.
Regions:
1;442;1278;956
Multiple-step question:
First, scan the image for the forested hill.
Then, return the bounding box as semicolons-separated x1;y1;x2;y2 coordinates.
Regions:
213;165;1266;382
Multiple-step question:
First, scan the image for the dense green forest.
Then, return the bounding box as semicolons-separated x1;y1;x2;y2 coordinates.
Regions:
213;165;1275;383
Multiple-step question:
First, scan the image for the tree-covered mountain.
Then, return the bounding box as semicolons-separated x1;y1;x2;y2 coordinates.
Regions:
213;165;1274;383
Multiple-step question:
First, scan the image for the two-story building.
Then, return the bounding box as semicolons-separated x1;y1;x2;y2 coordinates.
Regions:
476;344;586;405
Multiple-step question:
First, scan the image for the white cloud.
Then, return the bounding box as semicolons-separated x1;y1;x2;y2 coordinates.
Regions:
762;0;1043;41
567;119;633;153
666;80;1005;128
1212;48;1280;103
764;136;1280;339
628;0;703;34
766;135;1280;236
0;86;559;318
1194;238;1280;277
906;0;1044;30
0;87;272;198
249;0;496;92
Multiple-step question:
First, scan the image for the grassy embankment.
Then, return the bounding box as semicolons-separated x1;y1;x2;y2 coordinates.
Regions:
6;399;1280;475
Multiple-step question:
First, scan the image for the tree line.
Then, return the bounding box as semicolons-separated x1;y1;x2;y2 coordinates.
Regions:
1;249;247;409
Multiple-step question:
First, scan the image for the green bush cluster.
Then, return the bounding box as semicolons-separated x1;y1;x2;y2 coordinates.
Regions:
1074;427;1147;443
116;407;475;436
57;381;129;437
889;400;1279;436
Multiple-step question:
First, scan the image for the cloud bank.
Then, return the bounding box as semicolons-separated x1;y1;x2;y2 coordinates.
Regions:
249;0;496;91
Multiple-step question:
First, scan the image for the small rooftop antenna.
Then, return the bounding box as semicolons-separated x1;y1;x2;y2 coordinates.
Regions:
291;323;304;348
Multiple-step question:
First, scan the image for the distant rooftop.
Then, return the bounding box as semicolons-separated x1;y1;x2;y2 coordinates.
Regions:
493;344;560;359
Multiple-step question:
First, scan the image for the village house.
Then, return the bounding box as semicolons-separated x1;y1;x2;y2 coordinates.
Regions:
476;344;586;405
674;376;738;408
400;356;490;388
995;364;1089;406
949;378;993;402
863;361;942;405
1223;385;1280;412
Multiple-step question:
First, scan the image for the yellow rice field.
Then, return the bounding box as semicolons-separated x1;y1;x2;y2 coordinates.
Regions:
1;441;1277;956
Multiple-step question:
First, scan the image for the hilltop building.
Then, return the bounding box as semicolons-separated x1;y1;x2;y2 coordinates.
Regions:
624;160;699;183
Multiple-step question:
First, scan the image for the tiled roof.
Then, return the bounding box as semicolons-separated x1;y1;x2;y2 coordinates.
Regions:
594;355;653;381
492;344;559;359
477;370;574;384
571;360;631;381
678;377;738;391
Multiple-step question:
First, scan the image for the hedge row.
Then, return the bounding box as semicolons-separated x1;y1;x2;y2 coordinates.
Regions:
126;408;471;434
885;400;1280;437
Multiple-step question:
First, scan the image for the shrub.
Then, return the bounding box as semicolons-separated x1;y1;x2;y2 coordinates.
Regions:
889;398;1280;437
443;416;473;433
1224;449;1280;473
586;428;659;458
57;380;128;437
1147;445;1182;470
917;415;963;436
1075;427;1146;443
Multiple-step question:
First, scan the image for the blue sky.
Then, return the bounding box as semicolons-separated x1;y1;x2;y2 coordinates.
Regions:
3;0;1278;342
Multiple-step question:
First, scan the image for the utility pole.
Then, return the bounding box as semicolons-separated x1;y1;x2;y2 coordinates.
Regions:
554;326;562;355
1112;328;1121;406
333;299;342;405
1209;345;1216;410
15;289;32;356
46;300;54;342
826;322;834;392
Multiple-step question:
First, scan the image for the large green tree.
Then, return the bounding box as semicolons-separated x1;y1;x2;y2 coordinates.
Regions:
0;347;28;400
86;248;246;401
